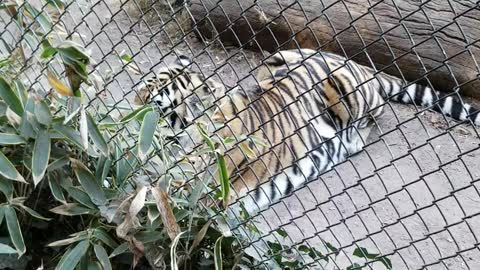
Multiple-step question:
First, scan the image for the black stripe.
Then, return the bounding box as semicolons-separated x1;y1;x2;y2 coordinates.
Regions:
340;73;359;121
245;109;256;134
292;164;300;175
310;56;331;74
307;125;319;147
176;76;187;89
267;55;287;66
308;165;317;179
414;84;425;106
172;97;179;108
450;96;463;120
170;112;178;128
285;177;294;195
158;71;171;77
396;83;408;103
435;96;447;115
380;78;392;98
251;98;267;124
270;180;277;201
254;188;261;203
469;107;479;123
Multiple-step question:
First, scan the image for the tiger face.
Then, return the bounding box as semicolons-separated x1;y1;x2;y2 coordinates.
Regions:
133;55;226;130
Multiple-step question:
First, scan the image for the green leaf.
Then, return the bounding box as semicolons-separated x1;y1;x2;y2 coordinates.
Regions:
32;128;51;186
134;230;164;244
0;58;10;68
95;157;111;186
109;242;129;258
239;142;256;159
12;80;27;108
4;206;26;256
324;241;339;256
63;98;81;123
120;52;132;62
138;111;159;160
55;240;90;270
48;231;88;247
170;231;187;270
0;133;26;145
0;77;23;116
223;137;236;144
298;245;327;261
13;204;51;221
41;46;57;59
379;256;392;269
346;263;362;270
0;151;26;183
275;228;288;238
56;41;90;86
267;241;283;253
298;245;310;254
19;96;35;139
0;243;17;254
65;186;95;209
23;31;40;52
53;123;84;150
50;203;97;216
197;124;230;206
34;100;52;126
87;261;102;270
45;0;66;9
94;244;112;270
24;3;52;33
214;236;224;270
57;41;90;63
48;174;66;203
197;123;215;150
250;135;268;147
72;159;106;206
189;168;215;209
86;112;109;156
352;247;379;260
0;101;7;116
217;154;230;207
79;106;88;149
0;177;13;200
113;140;138;186
47;156;70;172
352;247;392;269
99;105;154;128
93;228;118;249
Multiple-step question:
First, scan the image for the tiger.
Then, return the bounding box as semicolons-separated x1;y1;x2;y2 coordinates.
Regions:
134;49;480;217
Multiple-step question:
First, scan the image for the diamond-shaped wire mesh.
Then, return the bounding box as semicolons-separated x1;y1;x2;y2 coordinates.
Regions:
1;0;479;269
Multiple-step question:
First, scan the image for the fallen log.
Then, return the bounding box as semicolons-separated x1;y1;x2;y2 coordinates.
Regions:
189;0;480;99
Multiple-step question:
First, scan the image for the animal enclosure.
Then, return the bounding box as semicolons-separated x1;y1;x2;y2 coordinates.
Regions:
1;0;480;269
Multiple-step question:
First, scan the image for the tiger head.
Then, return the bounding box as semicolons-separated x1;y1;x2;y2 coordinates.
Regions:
133;55;226;131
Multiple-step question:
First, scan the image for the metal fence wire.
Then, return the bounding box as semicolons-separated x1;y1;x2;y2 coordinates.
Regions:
1;0;480;269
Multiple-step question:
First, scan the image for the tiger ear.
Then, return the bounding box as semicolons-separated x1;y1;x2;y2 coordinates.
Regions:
175;55;192;67
133;82;150;105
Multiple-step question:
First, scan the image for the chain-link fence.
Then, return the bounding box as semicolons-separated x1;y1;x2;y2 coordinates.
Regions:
1;0;480;269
